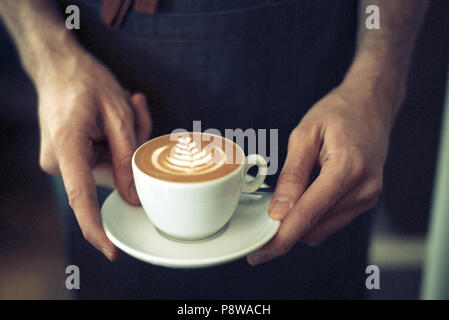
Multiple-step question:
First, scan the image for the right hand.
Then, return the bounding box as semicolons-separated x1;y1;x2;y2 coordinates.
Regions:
37;50;151;261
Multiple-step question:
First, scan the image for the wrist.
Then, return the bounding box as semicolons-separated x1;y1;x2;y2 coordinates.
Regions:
29;29;84;85
339;51;408;132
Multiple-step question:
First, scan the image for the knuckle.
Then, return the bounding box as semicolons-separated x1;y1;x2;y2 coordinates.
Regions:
103;102;134;136
39;156;59;175
116;106;134;127
279;169;305;185
81;229;94;244
366;179;383;200
301;210;320;230
66;186;83;210
66;187;97;210
116;151;134;171
288;123;315;146
366;196;379;210
347;149;367;180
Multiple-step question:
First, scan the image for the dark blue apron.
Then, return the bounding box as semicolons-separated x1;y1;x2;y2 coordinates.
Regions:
54;0;373;299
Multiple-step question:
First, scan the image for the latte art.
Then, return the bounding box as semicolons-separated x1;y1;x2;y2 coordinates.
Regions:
135;133;243;183
152;136;227;176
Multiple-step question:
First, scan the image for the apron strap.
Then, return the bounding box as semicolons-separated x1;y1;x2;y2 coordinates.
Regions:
101;0;158;29
134;0;158;15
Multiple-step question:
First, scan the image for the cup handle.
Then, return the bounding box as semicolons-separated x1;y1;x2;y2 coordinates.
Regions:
241;154;268;193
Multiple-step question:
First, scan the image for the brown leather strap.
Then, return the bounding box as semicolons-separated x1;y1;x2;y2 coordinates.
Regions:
101;0;133;29
134;0;158;15
102;0;158;29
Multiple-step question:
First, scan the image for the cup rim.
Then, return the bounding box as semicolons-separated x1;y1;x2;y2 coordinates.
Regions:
132;132;246;187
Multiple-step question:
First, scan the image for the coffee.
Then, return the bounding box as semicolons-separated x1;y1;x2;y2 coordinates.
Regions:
134;133;244;183
132;132;268;240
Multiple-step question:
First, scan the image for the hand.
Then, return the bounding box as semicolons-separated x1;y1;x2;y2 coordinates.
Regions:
247;84;394;266
37;49;151;261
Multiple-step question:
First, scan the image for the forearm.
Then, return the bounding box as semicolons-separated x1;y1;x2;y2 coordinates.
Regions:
342;0;430;128
0;0;80;84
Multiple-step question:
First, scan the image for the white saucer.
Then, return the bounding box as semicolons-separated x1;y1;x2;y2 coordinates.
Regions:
101;190;280;268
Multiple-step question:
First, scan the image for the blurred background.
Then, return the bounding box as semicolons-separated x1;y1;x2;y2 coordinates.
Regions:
0;1;448;300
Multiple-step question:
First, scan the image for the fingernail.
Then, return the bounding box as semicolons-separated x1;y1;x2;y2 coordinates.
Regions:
269;197;292;219
102;248;113;261
248;254;270;266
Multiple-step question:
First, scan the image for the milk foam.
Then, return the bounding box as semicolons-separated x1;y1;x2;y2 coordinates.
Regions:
151;136;226;176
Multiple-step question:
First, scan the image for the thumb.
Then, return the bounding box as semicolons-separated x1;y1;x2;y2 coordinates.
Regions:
269;127;320;220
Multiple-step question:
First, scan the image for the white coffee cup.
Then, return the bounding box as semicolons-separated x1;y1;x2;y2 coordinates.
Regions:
132;134;268;240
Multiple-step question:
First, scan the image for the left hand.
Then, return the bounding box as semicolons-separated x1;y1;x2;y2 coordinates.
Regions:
247;83;395;266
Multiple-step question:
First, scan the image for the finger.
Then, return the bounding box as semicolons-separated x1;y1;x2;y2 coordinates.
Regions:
100;95;140;205
268;126;321;220
312;176;381;220
129;93;152;145
248;154;364;266
301;179;381;245
57;133;118;261
301;197;378;246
